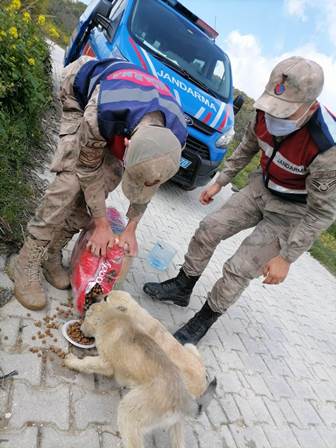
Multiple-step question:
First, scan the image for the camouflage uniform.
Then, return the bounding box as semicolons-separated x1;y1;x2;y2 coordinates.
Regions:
28;56;153;241
28;56;140;241
183;113;336;313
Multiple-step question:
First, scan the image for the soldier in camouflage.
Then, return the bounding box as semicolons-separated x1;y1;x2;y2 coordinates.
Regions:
10;56;186;310
144;56;336;345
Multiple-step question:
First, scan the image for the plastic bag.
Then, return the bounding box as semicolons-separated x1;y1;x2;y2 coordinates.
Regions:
71;208;126;314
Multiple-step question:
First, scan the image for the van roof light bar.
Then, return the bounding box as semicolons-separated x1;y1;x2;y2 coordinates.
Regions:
162;0;219;39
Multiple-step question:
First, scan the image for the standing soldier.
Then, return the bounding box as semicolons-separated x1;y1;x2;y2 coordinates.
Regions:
144;56;336;345
10;56;186;310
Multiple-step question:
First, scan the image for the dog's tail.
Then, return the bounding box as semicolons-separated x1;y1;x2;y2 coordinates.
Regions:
185;377;217;418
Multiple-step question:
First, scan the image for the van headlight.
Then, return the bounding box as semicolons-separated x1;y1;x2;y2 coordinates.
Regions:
215;127;235;148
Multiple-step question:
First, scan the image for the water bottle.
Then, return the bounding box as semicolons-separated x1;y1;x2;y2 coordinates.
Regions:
147;241;177;271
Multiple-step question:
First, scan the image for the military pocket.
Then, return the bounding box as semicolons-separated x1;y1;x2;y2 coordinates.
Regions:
50;121;81;172
59;120;81;137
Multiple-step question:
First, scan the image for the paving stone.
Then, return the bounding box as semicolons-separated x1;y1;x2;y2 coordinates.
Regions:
1;297;47;319
195;422;229;448
220;394;243;424
214;349;245;371
41;427;100;448
261;354;293;377
0;351;42;385
0;317;20;348
315;427;336;448
311;401;336;427
72;386;119;430
101;430;123;448
0;427;38;448
230;423;272;448
263;426;301;448
44;356;95;389
0;271;13;291
311;381;336;402
285;377;318;401
238;352;269;375
243;373;273;398
0;383;10;421
278;399;303;428
216;371;244;395
206;397;228;427
292;427;329;448
10;383;69;429
262;397;298;428
244;393;274;425
287;398;323;427
263;375;295;400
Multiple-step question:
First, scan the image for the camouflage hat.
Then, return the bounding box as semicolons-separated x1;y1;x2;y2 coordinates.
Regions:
122;125;182;204
254;56;324;118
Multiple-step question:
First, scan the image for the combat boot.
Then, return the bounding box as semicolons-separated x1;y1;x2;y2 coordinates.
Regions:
173;301;221;345
42;230;73;290
143;268;200;307
8;236;48;310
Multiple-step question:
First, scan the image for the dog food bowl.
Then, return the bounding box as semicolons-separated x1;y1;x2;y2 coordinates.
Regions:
61;319;96;349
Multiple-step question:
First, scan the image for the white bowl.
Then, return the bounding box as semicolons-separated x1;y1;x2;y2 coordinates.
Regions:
61;319;96;349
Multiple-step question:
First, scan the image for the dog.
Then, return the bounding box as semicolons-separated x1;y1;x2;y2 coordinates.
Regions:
102;290;207;397
64;294;216;448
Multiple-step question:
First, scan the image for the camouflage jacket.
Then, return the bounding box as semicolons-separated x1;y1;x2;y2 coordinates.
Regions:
216;110;336;262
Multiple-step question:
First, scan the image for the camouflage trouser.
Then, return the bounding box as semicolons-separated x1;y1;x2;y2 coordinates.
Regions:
183;173;307;313
27;113;122;241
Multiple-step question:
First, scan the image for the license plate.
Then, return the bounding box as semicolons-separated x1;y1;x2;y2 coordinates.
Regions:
180;157;192;169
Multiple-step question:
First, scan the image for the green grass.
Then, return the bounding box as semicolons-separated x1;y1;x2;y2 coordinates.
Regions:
310;237;336;276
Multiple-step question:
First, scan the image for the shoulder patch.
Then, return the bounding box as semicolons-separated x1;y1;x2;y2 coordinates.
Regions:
311;171;336;193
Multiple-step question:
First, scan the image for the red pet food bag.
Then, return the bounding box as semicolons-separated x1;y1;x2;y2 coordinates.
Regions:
71;208;126;314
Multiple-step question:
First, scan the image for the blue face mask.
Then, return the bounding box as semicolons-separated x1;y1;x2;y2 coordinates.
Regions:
265;113;300;137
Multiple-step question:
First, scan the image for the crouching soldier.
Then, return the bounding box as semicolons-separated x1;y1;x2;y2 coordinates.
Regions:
144;56;336;345
10;56;186;310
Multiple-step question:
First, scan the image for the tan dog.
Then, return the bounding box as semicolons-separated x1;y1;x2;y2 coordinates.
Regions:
64;296;216;448
106;290;207;397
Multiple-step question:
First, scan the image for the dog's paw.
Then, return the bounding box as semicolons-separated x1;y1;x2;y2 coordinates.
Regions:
64;353;79;370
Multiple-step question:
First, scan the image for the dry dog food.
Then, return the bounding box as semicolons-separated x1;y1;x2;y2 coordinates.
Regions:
67;321;94;346
84;283;103;311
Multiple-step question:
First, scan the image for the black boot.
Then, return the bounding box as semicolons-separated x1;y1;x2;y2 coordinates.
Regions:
143;268;200;307
174;301;221;345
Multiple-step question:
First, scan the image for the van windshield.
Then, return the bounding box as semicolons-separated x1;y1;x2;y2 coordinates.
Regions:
129;0;231;101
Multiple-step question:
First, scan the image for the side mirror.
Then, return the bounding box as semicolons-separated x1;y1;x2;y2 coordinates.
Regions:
93;0;113;37
233;95;244;115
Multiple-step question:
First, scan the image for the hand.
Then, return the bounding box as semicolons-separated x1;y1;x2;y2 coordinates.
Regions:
117;228;138;256
199;182;222;205
262;256;290;285
87;218;116;257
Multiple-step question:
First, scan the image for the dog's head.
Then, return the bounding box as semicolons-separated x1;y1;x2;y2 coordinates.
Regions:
81;301;106;337
81;291;133;336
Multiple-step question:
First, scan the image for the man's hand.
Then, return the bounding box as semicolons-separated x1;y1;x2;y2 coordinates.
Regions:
262;255;290;285
116;219;138;256
200;182;222;205
87;217;116;257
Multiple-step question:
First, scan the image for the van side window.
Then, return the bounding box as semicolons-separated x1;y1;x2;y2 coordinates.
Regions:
210;60;226;90
105;0;126;41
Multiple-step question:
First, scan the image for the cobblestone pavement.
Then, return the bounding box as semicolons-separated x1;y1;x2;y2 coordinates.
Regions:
0;43;336;448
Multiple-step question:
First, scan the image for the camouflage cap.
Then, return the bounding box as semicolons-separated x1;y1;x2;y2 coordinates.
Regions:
122;125;182;204
254;56;324;118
